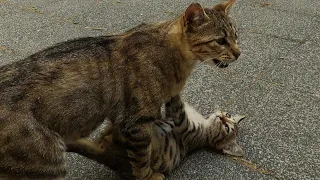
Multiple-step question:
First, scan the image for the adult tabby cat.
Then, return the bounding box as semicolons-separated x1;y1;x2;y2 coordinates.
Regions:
0;0;240;179
68;96;246;179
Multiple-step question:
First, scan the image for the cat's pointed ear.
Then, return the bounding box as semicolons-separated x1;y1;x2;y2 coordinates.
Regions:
233;115;246;124
213;0;236;13
223;141;244;156
184;3;209;27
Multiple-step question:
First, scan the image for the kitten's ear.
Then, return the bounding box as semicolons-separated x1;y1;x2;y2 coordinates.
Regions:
223;141;244;156
213;0;236;13
184;3;209;27
233;115;246;124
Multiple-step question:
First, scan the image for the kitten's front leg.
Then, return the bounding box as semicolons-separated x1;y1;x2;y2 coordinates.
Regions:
165;95;186;126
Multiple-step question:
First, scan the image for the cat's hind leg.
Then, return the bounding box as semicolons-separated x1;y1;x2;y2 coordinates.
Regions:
0;113;67;180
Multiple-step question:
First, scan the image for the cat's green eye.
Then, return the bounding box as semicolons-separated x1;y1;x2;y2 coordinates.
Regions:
216;38;227;45
225;124;229;133
226;112;231;118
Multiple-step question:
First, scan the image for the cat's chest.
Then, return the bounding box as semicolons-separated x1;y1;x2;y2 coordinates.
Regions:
170;62;196;97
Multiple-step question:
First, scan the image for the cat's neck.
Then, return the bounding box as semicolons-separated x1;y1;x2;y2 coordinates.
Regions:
161;17;198;97
166;16;197;63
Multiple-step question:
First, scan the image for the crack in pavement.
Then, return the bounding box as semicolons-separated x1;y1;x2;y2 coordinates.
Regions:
231;156;283;179
251;1;320;20
2;1;112;33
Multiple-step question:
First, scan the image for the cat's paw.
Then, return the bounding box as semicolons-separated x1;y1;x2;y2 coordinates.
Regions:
148;172;165;180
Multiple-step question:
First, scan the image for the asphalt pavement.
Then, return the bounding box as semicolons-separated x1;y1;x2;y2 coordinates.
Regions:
0;0;319;179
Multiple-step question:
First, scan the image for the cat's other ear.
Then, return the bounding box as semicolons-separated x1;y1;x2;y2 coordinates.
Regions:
222;141;244;156
184;3;209;27
213;0;236;14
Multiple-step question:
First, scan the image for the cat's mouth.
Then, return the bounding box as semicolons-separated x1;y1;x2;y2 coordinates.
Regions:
213;59;229;68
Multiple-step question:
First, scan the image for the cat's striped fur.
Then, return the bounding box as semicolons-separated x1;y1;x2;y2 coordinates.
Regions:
68;96;245;178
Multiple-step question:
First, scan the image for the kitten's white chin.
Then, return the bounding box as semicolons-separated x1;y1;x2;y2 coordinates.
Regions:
204;59;216;67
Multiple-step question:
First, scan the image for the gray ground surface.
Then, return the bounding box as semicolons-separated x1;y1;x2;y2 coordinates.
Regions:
1;0;319;179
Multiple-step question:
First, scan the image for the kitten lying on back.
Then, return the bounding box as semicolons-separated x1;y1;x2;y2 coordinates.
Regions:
68;96;245;179
0;0;240;179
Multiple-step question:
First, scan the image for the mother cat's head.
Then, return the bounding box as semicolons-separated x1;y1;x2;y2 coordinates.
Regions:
174;0;240;68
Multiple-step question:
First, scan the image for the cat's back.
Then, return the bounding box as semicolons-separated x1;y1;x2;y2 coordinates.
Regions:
0;23;177;121
0;36;117;81
0;36;118;93
0;36;119;117
29;36;117;61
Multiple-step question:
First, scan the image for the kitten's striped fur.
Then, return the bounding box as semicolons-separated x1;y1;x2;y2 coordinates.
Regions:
68;96;245;178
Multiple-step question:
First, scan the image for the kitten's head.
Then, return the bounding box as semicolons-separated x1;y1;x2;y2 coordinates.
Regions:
207;111;245;156
183;0;240;68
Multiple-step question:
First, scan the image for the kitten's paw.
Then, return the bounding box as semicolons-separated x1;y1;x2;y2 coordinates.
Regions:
213;110;223;116
207;110;223;120
149;172;165;180
165;96;183;114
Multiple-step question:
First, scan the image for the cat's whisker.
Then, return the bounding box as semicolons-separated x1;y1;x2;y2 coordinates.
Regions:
216;62;222;68
199;59;220;69
201;58;212;64
198;58;213;66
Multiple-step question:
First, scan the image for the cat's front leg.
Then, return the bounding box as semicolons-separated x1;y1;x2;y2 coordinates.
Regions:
113;115;163;180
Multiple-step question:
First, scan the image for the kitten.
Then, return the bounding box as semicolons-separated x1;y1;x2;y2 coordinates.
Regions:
0;0;240;179
68;96;245;179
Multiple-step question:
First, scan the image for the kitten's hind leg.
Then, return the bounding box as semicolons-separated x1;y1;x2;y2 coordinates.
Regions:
0;113;67;180
67;119;113;155
67;138;106;155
